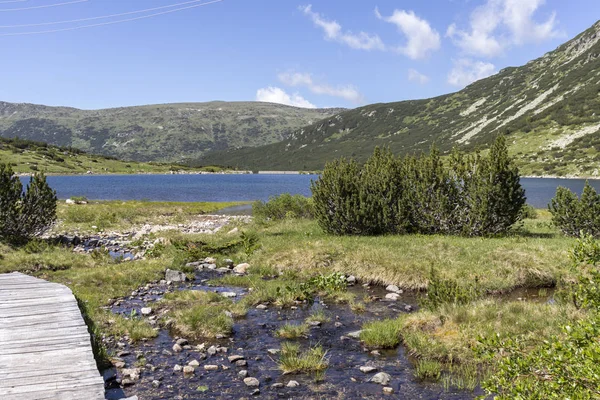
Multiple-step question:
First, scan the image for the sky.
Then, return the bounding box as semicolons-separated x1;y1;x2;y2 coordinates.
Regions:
0;0;599;110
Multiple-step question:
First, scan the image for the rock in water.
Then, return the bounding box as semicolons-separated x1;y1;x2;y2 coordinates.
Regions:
371;372;391;385
359;366;378;373
165;269;186;282
385;285;402;293
244;377;260;387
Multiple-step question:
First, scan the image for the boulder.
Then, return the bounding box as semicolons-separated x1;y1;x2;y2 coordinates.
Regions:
165;269;186;282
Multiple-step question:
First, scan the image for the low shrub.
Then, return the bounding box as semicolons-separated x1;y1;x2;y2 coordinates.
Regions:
253;193;314;221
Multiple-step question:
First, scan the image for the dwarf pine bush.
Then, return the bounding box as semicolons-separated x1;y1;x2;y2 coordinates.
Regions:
0;163;57;244
311;136;526;236
549;182;600;237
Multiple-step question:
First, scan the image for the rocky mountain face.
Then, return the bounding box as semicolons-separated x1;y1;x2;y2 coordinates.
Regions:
0;101;343;163
201;21;600;175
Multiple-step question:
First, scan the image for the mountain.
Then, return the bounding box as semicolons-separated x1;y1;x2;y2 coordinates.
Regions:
200;21;600;176
0;101;343;163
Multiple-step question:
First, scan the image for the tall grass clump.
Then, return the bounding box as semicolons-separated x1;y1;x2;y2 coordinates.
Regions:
311;136;525;236
549;181;600;237
253;193;314;221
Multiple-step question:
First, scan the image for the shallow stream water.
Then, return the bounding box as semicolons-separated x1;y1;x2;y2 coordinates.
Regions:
103;271;481;400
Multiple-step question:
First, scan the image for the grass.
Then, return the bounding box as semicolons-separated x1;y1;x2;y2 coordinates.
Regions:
158;291;246;339
360;319;403;348
241;213;575;293
397;299;583;365
278;342;329;377
276;323;309;339
55;200;245;232
414;359;442;381
305;309;330;325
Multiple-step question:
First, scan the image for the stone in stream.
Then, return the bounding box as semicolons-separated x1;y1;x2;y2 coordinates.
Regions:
207;346;218;356
152;380;161;388
271;383;284;389
140;307;152;316
251;389;261;396
286;380;300;388
172;343;183;353
386;285;402;294
165;269;186;282
267;348;280;355
307;321;321;327
173;365;182;372
221;292;237;298
176;338;189;346
233;263;250;274
235;360;248;367
228;355;245;363
359;366;378;373
121;368;140;381
204;365;219;371
346;330;362;339
346;275;357;285
188;360;200;367
244;377;260;387
183;365;195;375
383;387;394;394
385;293;400;301
256;304;268;310
239;370;249;378
371;372;392;385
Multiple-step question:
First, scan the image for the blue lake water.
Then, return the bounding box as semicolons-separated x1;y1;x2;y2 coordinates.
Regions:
22;174;600;209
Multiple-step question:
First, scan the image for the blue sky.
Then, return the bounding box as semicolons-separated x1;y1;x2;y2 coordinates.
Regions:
0;0;598;109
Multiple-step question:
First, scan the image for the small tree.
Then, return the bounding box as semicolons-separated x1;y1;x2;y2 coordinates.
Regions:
0;163;57;244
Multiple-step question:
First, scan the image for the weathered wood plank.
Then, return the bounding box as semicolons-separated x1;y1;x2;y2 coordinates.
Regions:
0;272;105;400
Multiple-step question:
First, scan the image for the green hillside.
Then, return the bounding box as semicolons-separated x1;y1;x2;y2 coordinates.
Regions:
200;21;600;176
0;137;219;175
0;101;343;163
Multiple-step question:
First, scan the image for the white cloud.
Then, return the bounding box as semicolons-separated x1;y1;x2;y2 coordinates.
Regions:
447;0;563;57
256;87;316;108
448;59;496;87
278;71;363;103
408;69;430;84
300;5;385;51
375;9;441;59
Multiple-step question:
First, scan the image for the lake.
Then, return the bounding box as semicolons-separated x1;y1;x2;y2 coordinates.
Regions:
26;174;600;209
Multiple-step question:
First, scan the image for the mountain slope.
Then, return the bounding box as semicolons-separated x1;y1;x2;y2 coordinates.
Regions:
201;21;600;176
0;137;219;175
0;101;343;163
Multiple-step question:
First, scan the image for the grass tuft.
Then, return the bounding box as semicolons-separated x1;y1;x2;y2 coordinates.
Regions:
278;342;329;377
276;323;309;339
360;318;403;348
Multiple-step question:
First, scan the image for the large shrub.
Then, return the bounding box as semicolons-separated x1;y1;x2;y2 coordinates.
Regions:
0;163;57;244
311;137;525;236
549;182;600;237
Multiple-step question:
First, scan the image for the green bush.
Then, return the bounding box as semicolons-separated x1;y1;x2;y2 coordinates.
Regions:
0;163;57;244
311;137;526;236
549;182;600;237
252;193;314;221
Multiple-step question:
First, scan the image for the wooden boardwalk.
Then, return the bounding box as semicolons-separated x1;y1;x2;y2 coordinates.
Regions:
0;272;105;400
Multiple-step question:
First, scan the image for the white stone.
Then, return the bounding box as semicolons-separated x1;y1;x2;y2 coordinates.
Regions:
140;307;152;316
286;380;300;388
385;293;400;301
371;372;391;385
244;377;260;387
233;263;250;274
359;366;378;373
385;285;401;293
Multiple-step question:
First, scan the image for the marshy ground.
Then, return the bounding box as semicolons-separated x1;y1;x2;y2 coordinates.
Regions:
0;201;585;399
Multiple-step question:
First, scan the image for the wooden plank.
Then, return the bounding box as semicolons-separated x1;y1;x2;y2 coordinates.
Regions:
0;273;105;400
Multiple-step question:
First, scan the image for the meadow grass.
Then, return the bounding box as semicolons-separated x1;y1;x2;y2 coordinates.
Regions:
242;213;575;292
360;318;403;348
278;342;329;376
305;309;330;324
158;290;246;339
276;323;310;339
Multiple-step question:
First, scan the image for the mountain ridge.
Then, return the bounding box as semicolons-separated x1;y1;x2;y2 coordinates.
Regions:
0;101;344;163
199;20;600;177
